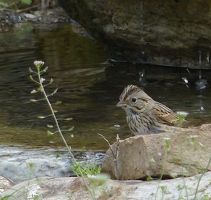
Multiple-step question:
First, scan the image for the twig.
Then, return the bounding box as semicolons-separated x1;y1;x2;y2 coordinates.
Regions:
98;133;120;179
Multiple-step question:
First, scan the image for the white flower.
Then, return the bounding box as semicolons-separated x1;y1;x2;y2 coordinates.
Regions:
34;60;44;66
163;137;171;141
34;60;45;69
40;78;45;83
176;111;189;117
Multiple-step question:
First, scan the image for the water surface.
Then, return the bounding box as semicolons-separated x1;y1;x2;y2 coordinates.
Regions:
0;23;210;150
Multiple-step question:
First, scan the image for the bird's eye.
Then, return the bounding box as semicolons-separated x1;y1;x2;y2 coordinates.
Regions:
131;97;137;103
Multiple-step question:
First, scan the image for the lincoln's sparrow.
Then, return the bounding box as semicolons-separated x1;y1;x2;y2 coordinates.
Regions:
117;85;180;135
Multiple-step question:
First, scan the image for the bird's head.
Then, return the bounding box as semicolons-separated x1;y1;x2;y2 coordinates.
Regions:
116;85;152;114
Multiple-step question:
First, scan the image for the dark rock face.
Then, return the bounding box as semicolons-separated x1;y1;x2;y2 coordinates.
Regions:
57;0;211;69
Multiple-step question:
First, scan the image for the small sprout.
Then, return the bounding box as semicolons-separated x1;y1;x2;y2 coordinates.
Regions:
187;135;199;150
47;130;54;136
47;124;54;128
146;175;153;181
81;146;86;152
176;111;189;118
49;141;55;144
176;111;189;127
26;162;36;168
71;134;74;138
56;153;61;158
163;137;171;152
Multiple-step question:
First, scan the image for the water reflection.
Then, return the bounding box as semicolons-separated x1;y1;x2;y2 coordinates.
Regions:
0;24;210;150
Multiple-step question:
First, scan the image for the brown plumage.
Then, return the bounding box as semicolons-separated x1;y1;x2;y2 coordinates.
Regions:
116;85;179;135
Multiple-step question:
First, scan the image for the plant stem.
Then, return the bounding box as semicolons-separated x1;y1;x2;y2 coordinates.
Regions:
37;67;76;163
36;65;96;200
193;155;211;200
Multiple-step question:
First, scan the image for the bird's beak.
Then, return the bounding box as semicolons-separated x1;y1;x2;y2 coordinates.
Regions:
116;100;127;107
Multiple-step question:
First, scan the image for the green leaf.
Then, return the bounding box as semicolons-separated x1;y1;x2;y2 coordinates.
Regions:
68;126;74;131
29;75;34;81
42;66;48;73
37;116;45;119
53;88;58;95
56;153;61;158
29;67;34;73
55;101;62;105
37;86;43;92
29;99;37;102
47;130;54;136
47;125;54;128
146;175;153;181
21;0;32;5
64;118;73;121
81;146;86;152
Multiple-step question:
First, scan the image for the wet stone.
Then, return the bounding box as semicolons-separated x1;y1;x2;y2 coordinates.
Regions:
0;146;105;184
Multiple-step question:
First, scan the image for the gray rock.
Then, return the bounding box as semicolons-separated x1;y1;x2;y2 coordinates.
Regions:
57;0;211;69
0;146;104;183
102;124;211;180
0;147;73;183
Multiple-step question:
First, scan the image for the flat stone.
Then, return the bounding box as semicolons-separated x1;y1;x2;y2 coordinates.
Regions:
1;172;211;199
0;146;104;183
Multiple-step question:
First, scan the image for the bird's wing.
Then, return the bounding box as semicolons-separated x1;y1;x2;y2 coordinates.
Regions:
153;101;179;125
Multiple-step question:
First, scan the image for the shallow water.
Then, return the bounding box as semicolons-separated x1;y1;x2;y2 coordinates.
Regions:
0;23;210;150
